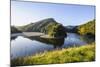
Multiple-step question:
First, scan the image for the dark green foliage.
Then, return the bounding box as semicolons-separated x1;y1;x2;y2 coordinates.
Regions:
78;19;95;35
46;23;67;37
11;26;22;33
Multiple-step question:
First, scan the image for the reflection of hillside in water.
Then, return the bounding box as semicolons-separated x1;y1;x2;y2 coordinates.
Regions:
80;34;95;44
24;36;65;48
11;36;18;40
11;33;95;49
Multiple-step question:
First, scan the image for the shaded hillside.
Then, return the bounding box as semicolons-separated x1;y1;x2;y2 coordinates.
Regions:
77;19;95;35
11;26;22;33
16;18;67;37
17;18;58;32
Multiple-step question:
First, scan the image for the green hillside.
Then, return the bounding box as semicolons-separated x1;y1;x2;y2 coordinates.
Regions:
11;26;22;33
77;19;95;35
16;18;58;32
46;23;66;37
16;18;67;38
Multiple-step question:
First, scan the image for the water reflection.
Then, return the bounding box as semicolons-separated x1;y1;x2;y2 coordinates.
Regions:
25;36;65;48
11;36;17;40
80;34;95;44
11;33;95;59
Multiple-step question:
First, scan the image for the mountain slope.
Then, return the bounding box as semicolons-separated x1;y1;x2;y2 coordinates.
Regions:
65;19;95;35
16;18;67;37
17;18;57;32
77;19;95;35
11;26;22;33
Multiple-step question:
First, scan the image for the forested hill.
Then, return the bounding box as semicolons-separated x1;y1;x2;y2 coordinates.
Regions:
11;18;95;38
77;19;95;35
64;19;95;35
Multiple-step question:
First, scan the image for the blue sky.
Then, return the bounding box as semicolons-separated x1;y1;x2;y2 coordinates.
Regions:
11;1;95;26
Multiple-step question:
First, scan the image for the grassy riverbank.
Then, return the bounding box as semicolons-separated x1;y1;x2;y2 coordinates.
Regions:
11;43;95;66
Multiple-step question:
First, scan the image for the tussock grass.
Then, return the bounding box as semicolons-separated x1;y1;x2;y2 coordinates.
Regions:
11;43;95;66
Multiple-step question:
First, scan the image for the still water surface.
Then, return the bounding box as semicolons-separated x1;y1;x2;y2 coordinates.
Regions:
11;33;88;59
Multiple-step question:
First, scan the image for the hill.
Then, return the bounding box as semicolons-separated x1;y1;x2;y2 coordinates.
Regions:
16;18;57;32
15;18;67;37
11;26;22;33
77;19;95;35
65;19;95;36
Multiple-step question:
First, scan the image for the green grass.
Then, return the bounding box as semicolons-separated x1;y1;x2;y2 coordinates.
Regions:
11;43;95;66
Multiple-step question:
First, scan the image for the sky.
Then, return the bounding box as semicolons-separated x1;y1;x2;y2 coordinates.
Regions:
11;1;95;26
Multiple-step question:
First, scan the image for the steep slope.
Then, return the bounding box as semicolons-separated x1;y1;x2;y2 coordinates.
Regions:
17;18;57;32
11;26;22;33
16;18;67;37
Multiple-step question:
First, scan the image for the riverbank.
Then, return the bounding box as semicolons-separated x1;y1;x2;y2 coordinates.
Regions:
11;42;95;66
40;35;66;39
11;32;65;39
11;32;45;37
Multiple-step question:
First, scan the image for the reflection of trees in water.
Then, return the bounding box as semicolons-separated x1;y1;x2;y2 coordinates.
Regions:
25;36;65;49
80;33;95;44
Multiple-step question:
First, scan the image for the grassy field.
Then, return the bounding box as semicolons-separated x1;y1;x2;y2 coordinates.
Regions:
11;43;95;66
